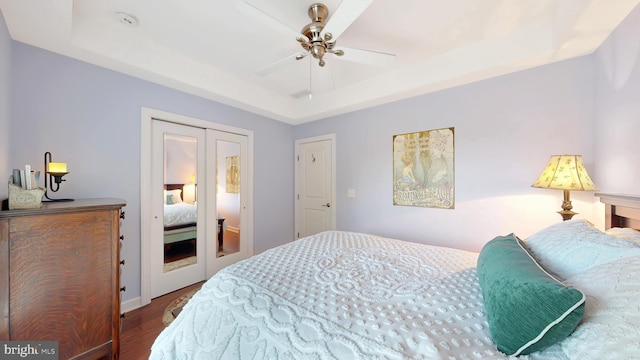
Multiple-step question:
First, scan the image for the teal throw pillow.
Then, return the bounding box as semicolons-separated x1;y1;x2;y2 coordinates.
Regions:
477;234;585;356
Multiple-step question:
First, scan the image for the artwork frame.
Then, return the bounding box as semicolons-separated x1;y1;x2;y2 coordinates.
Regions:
226;156;239;194
393;127;455;209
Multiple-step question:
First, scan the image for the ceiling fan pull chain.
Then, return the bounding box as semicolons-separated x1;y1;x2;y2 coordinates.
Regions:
309;56;313;100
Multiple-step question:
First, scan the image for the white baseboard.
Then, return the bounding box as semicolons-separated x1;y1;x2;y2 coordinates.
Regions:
121;296;143;313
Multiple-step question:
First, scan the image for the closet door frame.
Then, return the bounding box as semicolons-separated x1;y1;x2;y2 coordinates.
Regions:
140;107;254;306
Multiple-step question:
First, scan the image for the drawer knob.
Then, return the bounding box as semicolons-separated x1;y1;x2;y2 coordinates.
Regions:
120;259;125;265
120;286;126;292
120;211;126;219
120;235;124;241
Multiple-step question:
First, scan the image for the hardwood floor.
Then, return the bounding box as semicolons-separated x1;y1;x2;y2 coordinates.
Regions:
120;281;204;360
218;229;240;257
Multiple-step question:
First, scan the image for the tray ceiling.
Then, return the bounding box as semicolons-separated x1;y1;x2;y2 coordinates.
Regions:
1;0;638;124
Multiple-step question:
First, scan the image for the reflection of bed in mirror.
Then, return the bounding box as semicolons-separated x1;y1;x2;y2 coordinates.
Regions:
163;184;225;249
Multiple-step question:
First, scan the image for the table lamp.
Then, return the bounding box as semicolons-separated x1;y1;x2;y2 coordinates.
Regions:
44;151;74;202
532;155;597;221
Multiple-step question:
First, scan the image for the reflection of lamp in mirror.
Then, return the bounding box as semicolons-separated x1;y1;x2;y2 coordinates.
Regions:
44;151;74;202
183;183;196;204
532;155;597;221
183;173;196;204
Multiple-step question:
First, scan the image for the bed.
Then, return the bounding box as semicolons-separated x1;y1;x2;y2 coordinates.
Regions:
150;193;640;359
164;184;197;246
164;184;225;248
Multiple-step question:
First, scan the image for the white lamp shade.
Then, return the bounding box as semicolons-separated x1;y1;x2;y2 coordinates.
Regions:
532;155;597;191
183;183;196;203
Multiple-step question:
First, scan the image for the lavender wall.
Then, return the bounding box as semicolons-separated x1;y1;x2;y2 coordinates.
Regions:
5;4;639;304
594;5;640;194
295;57;597;252
0;12;10;199
9;43;295;302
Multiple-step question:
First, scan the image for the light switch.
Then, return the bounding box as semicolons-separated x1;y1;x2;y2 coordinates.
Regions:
347;189;356;198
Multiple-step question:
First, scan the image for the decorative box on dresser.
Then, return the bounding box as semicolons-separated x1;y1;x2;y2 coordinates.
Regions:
0;198;126;359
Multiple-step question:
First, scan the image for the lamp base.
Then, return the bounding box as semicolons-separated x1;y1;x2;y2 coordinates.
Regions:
43;198;74;202
557;209;577;221
44;192;74;202
557;189;577;221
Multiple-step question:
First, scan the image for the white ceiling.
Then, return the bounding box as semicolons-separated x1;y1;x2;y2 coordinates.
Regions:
1;0;639;125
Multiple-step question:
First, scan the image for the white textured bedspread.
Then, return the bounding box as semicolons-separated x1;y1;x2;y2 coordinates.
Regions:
163;202;197;227
150;231;511;359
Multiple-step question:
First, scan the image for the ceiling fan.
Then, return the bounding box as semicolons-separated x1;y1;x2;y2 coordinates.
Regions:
239;0;396;77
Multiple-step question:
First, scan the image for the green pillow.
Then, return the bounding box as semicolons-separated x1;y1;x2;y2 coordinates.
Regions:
477;234;585;356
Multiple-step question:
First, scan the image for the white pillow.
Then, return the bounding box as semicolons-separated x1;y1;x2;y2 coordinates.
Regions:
529;255;640;360
525;219;640;280
606;227;640;243
166;189;182;205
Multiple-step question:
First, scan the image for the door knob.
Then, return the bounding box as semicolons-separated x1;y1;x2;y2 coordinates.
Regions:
322;203;331;207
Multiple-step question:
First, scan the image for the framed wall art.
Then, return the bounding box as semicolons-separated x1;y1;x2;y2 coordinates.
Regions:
226;156;240;193
393;127;454;208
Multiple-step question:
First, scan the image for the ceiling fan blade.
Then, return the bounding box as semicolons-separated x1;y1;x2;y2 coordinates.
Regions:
336;46;396;67
235;1;302;39
255;53;299;76
322;0;374;40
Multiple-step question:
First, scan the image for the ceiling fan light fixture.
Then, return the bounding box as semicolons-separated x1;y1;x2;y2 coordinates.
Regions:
298;3;339;68
311;45;325;59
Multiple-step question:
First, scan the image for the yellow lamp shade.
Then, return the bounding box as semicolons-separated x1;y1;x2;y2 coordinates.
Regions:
48;162;67;173
532;155;597;191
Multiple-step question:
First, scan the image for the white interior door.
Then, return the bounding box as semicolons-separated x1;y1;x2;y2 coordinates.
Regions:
295;135;336;238
150;120;206;298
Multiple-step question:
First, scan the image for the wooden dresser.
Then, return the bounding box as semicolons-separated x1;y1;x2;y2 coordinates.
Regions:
0;198;126;359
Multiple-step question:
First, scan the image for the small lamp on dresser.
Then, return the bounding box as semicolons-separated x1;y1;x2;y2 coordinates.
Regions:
43;151;74;202
532;155;598;221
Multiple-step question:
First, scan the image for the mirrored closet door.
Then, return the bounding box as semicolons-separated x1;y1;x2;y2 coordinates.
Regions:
150;120;206;298
205;129;249;277
149;122;250;298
